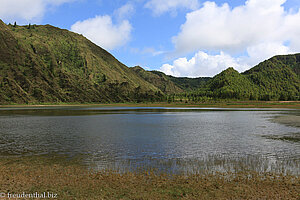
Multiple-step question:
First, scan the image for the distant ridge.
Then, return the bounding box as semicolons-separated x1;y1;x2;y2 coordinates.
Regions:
130;66;184;94
182;54;300;101
0;20;299;104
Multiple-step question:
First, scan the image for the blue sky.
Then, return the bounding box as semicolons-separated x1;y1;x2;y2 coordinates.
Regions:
1;0;300;77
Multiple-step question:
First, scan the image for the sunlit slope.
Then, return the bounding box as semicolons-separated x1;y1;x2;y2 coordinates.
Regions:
0;20;162;104
207;67;259;99
243;54;300;100
185;55;299;100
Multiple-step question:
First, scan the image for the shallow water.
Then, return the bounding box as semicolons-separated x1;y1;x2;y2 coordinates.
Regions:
0;107;299;174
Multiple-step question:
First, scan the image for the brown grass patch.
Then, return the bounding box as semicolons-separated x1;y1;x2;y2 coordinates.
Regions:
0;156;299;199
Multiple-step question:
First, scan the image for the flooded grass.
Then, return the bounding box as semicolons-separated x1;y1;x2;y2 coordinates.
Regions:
0;156;299;199
0;107;299;199
263;133;300;143
266;114;300;142
88;154;300;176
271;115;300;127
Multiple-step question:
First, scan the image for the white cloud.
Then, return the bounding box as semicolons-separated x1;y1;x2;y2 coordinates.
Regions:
144;48;164;56
173;0;300;52
131;47;165;56
160;41;294;77
71;15;132;50
173;0;300;54
45;0;76;5
145;0;199;16
114;3;135;20
162;0;300;77
245;42;292;66
0;0;44;22
161;51;250;77
0;0;75;23
284;10;300;50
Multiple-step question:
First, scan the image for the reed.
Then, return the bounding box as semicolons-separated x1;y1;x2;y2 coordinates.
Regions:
0;156;299;199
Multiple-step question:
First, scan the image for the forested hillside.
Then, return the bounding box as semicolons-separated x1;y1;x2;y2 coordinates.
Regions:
173;55;300;102
149;71;211;91
0;19;299;104
130;66;183;94
206;68;258;99
243;54;300;100
0;20;163;104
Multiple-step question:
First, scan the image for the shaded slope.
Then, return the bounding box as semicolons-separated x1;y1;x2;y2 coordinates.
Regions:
0;20;162;104
150;70;211;91
130;66;183;94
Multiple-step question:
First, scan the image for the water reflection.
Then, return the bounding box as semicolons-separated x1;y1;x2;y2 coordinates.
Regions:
0;107;299;174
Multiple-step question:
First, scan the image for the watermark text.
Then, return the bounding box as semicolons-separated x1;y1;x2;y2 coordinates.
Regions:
0;192;57;199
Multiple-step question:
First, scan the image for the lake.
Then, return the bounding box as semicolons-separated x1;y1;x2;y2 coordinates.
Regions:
0;106;299;174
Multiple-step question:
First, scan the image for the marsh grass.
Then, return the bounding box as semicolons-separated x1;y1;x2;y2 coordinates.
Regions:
263;133;300;143
88;154;300;176
0;156;299;199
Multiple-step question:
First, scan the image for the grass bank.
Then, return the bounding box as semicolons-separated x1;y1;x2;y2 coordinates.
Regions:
271;115;300;127
0;101;300;109
0;156;299;199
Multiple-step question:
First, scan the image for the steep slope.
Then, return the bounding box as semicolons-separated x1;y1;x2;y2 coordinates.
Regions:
130;66;183;94
207;68;258;99
187;55;299;101
150;70;211;91
0;20;162;104
0;20;32;103
243;54;300;100
269;53;300;77
1;20;299;103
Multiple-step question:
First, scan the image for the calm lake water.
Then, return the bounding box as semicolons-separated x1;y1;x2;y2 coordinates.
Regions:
0;107;299;174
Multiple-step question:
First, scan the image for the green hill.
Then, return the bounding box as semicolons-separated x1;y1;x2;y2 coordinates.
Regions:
130;66;183;94
150;70;211;91
243;54;300;100
207;67;258;99
0;20;163;104
269;54;300;77
0;20;299;104
184;55;300;101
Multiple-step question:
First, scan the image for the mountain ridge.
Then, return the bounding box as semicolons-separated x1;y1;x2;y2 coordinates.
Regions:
0;20;164;104
179;54;300;101
0;20;299;103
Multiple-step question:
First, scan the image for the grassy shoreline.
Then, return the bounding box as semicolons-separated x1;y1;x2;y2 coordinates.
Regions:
271;115;300;128
0;156;299;200
0;101;300;109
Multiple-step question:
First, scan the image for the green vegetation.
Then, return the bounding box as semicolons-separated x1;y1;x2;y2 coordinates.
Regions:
0;20;163;104
150;70;211;91
207;67;258;99
0;156;299;200
130;66;183;94
0;19;299;104
165;57;300;103
0;101;299;109
243;55;300;100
